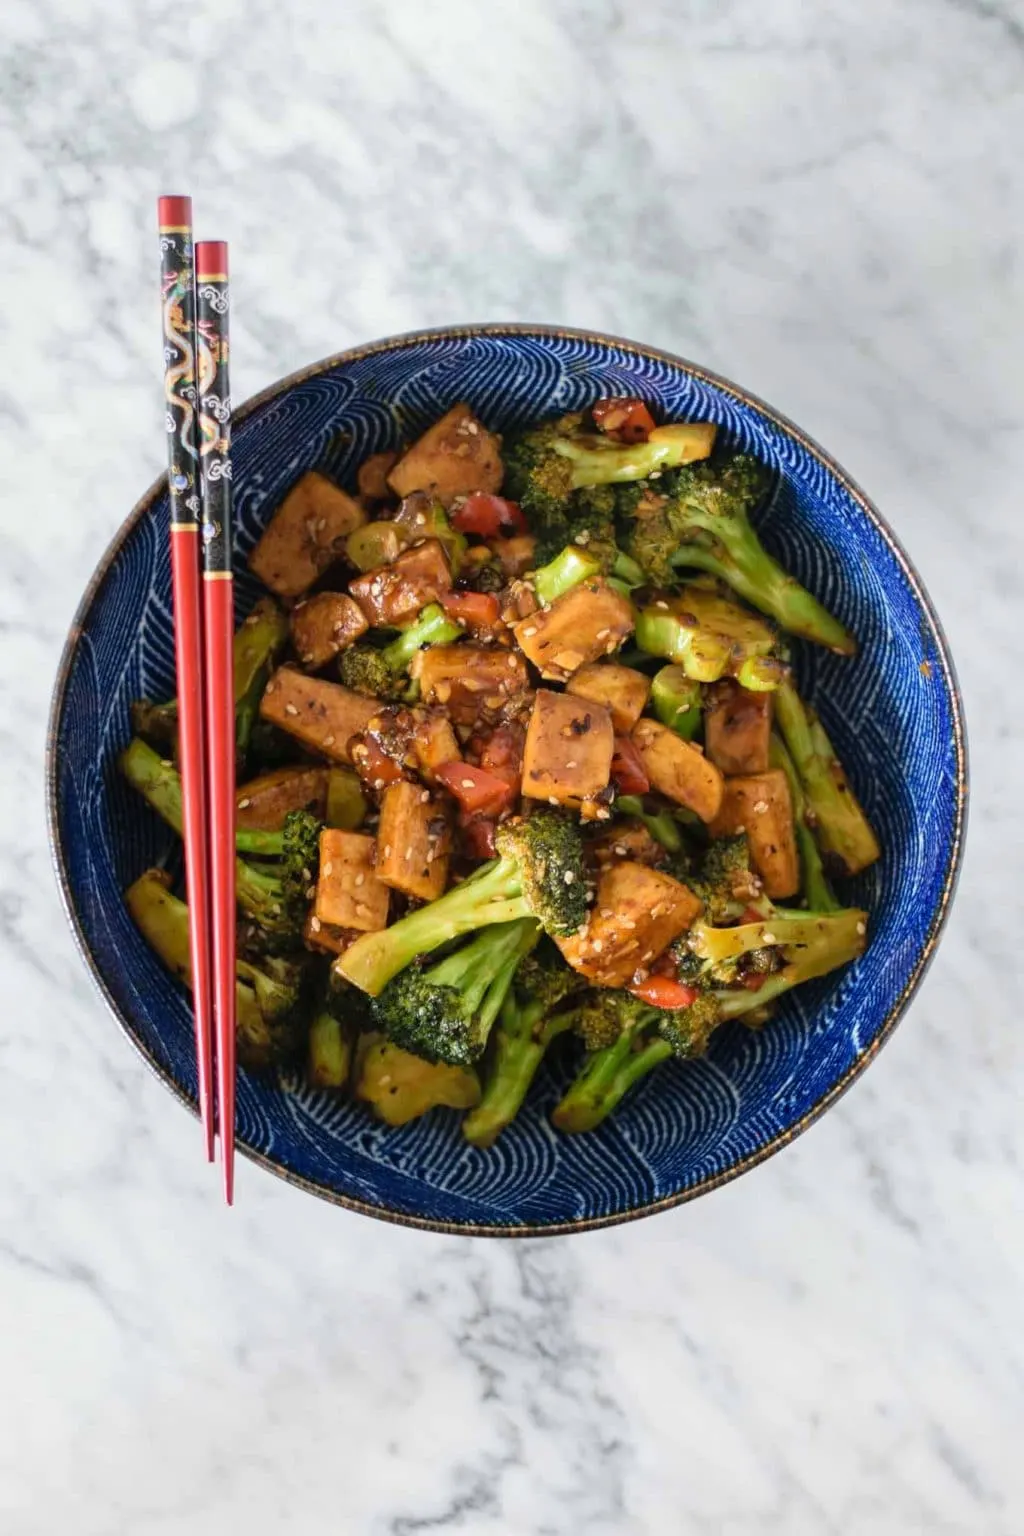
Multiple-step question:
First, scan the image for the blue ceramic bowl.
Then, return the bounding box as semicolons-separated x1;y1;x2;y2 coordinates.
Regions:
47;326;966;1234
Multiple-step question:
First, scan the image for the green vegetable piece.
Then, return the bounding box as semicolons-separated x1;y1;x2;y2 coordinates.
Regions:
773;677;880;876
635;582;785;691
650;665;703;740
307;1008;353;1089
325;767;367;830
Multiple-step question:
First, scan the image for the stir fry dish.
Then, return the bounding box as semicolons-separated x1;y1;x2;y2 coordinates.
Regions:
123;397;879;1142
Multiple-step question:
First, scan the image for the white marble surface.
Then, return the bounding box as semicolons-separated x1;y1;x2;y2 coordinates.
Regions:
1;0;1021;1530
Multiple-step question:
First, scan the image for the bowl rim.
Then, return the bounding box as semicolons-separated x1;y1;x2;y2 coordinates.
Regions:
46;322;969;1237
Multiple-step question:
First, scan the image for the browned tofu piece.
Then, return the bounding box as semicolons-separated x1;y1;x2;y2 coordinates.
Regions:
348;538;452;627
710;769;799;899
314;829;390;931
522;689;614;808
387;403;503;505
236;766;328;830
513;580;634;682
290;592;369;670
249;471;366;599
631;717;724;823
413;644;530;729
357;450;400;502
557;861;702;987
375;782;450;901
491;535;537;578
304;912;360;957
589;819;664;868
566;663;651;734
704;680;773;776
259;667;377;764
413;710;462;784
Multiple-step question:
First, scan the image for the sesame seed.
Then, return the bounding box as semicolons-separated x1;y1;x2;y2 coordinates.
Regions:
323;733;336;746
285;702;299;716
596;628;610;641
355;902;369;917
466;421;479;435
316;517;327;532
654;600;669;610
383;844;392;858
549;797;560;807
323;861;333;876
597;808;611;819
508;655;519;669
564;871;575;884
462;678;482;691
753;800;768;814
613;843;628;856
461;778;475;789
237;797;252;809
856;921;866;936
600;908;612;918
420;790;430;803
592;939;604;953
415;512;426;525
762;932;776;945
306;885;316;900
374;777;385;790
310;916;321;932
354;873;365;886
485;694;503;709
405;847;414;860
566;759;578;769
522;625;538;637
622;917;636;929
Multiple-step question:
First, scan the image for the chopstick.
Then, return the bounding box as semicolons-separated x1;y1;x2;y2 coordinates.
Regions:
158;197;216;1163
195;240;237;1204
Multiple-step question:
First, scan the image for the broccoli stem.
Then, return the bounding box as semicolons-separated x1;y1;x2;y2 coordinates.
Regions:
234;598;291;759
463;997;576;1148
336;857;531;996
774;678;880;876
556;422;717;487
551;1017;671;1133
769;733;837;910
671;538;855;655
119;737;300;932
533;545;603;606
615;794;684;853
120;737;285;855
383;603;463;669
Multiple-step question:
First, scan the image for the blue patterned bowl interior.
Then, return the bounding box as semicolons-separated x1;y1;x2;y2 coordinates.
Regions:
48;327;965;1234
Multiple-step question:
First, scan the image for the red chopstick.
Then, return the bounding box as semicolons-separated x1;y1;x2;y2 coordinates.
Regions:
195;240;237;1204
158;197;216;1163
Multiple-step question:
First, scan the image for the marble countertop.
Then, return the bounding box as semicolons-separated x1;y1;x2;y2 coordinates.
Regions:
2;1;1021;1530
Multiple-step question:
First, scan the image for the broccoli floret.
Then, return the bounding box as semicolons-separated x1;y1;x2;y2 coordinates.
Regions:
339;603;463;700
688;834;768;925
551;990;724;1133
690;904;868;1000
463;942;586;1147
773;676;880;878
118;739;322;942
370;918;539;1066
503;412;716;562
657;456;855;655
125;868;311;1072
336;807;588;996
616;482;681;587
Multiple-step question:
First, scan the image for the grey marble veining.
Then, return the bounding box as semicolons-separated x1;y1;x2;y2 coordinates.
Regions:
1;0;1022;1530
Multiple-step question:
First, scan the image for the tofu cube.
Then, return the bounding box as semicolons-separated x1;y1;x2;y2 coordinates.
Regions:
290;592;369;670
557;861;703;987
387;403;503;505
522;689;614;808
704;680;773;776
709;769;799;899
631;717;724;822
513;580;635;681
349;538;452;627
249;471;366;599
566;662;651;733
375;782;450;901
413;644;530;729
259;668;378;764
314;830;390;931
413;711;462;784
